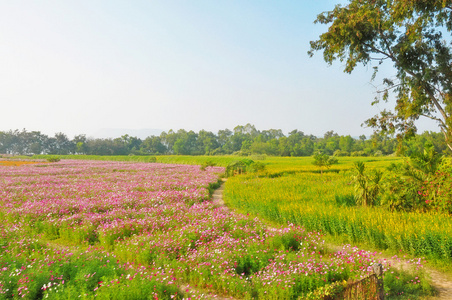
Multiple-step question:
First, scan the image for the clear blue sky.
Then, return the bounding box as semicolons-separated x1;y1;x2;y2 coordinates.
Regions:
0;1;439;138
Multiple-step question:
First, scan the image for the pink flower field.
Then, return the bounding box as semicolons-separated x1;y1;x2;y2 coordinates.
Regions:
0;160;430;299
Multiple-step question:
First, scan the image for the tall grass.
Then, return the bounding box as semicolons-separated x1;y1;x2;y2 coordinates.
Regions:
224;163;452;264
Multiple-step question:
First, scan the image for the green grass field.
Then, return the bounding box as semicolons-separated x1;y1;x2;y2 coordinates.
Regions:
47;154;452;268
22;154;449;298
2;156;437;299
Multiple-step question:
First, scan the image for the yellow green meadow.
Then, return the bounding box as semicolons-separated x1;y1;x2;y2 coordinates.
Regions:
223;156;452;264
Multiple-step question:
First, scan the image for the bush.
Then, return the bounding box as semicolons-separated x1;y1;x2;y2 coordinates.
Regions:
250;154;267;161
247;161;266;174
420;161;452;214
312;152;338;174
233;150;250;156
351;151;368;157
200;160;216;171
380;163;424;211
225;159;267;177
210;148;225;155
353;162;382;207
379;144;444;212
146;156;157;163
333;150;349;157
226;159;253;177
373;150;383;157
46;156;61;162
335;194;356;207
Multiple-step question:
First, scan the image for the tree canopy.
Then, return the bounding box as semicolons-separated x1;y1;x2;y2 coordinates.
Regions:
0;127;448;157
309;0;452;150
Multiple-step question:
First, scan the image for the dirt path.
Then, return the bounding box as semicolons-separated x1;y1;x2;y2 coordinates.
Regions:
179;182;236;300
325;242;452;299
379;254;452;299
212;181;452;300
212;179;227;207
427;269;452;299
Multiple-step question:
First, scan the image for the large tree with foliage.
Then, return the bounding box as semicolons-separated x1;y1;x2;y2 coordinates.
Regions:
309;0;452;150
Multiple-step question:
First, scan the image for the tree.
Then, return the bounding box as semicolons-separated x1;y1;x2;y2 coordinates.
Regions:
73;134;87;154
197;130;219;154
54;132;73;155
160;130;178;153
29;131;47;155
140;136;167;154
353;161;382;207
120;134;142;152
339;135;355;153
309;1;452;150
312;151;338;174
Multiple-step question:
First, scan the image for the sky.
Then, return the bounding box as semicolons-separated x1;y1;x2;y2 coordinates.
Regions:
0;1;440;139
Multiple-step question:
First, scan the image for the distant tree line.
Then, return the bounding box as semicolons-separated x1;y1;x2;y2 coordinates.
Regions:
0;124;449;157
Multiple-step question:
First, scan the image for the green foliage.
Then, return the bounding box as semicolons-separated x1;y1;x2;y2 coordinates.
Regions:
46;156;61;162
226;159;254;177
207;179;222;197
351;151;368;157
310;0;452;150
380;162;424;212
305;280;347;300
246;161;266;174
0;156;443;299
3;126;450;157
409;143;443;176
353;161;382;207
383;268;435;298
381;144;443;212
200;160;216;171
268;232;301;251
223;157;452;264
312;152;338;174
225;159;267;177
333;150;349;157
335;194;357;207
421;160;452;214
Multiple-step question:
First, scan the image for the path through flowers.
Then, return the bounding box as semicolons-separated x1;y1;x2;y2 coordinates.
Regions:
0;160;432;299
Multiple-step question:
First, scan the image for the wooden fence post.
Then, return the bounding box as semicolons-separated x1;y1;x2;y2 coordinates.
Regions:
372;263;384;300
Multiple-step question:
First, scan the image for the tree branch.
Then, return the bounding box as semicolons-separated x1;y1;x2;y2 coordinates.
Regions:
364;31;450;139
438;125;452;152
423;87;449;123
419;113;447;129
375;83;403;93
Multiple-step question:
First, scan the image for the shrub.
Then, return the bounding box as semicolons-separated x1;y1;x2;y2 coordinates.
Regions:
333;150;349;157
200;160;216;171
210;148;225;155
380;163;423;212
420;161;452;214
226;159;254;177
380;144;444;212
250;154;267;161
247;161;266;174
46;156;61;162
225;159;266;177
350;151;367;156
351;151;368;157
312;152;338;174
335;194;356;207
353;162;382;207
146;156;157;163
